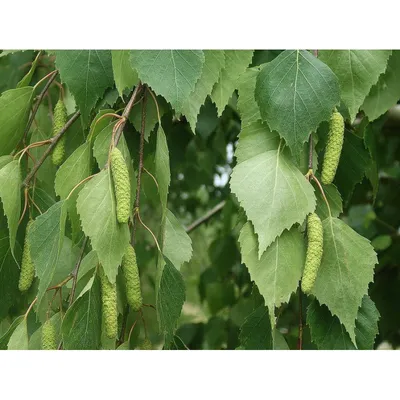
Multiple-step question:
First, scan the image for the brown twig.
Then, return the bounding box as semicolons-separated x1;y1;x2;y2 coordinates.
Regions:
20;69;58;147
297;289;303;350
22;111;81;188
185;200;226;233
114;83;143;146
68;237;89;307
308;134;313;172
131;87;147;245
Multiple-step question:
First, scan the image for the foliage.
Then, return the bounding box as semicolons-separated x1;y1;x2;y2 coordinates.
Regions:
0;49;399;350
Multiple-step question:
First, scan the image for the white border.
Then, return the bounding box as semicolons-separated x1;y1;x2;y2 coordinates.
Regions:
1;0;399;48
0;351;398;399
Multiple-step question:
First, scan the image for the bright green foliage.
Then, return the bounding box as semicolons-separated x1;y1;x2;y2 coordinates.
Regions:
321;110;344;185
18;220;35;292
230;148;316;257
255;50;340;160
110;147;131;224
122;245;142;312
319;50;391;121
51;99;68;166
41;319;57;350
0;87;34;156
1;49;397;351
138;338;153;350
301;213;323;295
99;266;118;339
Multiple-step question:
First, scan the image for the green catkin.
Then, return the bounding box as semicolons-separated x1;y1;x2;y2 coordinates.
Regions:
110;147;131;224
321;109;345;185
138;338;153;350
51;99;68;166
99;266;118;339
122;245;143;311
18;220;35;292
301;213;323;295
41;319;57;350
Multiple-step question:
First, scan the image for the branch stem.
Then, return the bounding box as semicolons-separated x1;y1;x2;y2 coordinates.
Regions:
185;200;226;233
114;83;143;146
22;111;81;188
69;237;89;307
131;88;147;245
20;70;58;148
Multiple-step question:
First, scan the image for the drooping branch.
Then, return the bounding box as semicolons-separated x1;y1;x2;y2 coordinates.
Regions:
22;111;81;188
131;87;147;245
69;236;89;307
114;82;143;147
22;70;59;145
185;200;226;233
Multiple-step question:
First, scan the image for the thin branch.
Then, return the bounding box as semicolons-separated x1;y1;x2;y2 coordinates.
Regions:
22;111;81;188
68;237;89;307
131;88;147;245
297;289;303;350
21;69;58;146
114;83;143;147
185;200;226;233
308;134;313;171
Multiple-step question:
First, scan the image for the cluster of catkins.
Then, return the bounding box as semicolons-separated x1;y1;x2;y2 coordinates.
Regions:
19;99;147;348
301;109;344;294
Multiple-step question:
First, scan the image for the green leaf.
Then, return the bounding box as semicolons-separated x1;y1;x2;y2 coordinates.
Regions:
130;50;205;111
0;212;20;319
0;316;23;350
62;273;102;350
238;305;273;350
235;121;280;164
87;109;115;143
28;201;68;304
307;296;380;350
237;66;262;127
211;50;253;116
310;217;378;344
111;50;139;96
29;105;56;195
0;155;13;169
163;209;192;271
181;50;225;129
230;147;316;257
54;142;92;241
49;237;80;286
335;130;371;204
76;169;130;283
315;183;343;220
319;50;391;121
362;50;400;121
7;318;28;349
239;222;305;325
55;50;114;122
0;160;21;255
155;125;170;215
17;51;41;88
0;87;34;155
156;257;185;343
255;50;340;159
